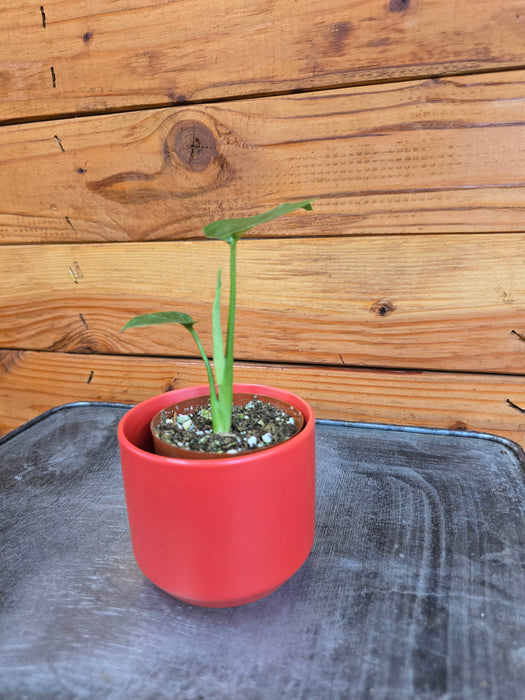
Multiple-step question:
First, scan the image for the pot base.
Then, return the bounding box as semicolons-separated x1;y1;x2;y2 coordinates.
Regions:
162;583;284;609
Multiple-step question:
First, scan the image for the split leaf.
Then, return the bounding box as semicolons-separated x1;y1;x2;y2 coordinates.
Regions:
121;311;196;332
203;199;316;243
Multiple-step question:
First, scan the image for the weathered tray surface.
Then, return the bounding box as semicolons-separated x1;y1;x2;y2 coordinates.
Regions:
1;403;525;699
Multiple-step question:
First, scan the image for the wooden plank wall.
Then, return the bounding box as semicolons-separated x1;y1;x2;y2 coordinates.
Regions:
2;0;525;445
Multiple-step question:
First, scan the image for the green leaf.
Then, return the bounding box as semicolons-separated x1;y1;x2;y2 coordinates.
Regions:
202;199;316;243
212;269;225;386
121;311;196;332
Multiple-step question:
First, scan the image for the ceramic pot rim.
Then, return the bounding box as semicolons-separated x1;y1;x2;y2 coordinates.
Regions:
118;383;315;468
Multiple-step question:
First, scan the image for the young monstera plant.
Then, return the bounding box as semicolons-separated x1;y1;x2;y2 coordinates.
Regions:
122;200;315;434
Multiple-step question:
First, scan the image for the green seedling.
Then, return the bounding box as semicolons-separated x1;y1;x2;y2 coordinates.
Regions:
122;200;315;433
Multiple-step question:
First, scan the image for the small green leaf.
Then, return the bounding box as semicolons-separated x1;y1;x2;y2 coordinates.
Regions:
121;311;196;332
203;199;316;243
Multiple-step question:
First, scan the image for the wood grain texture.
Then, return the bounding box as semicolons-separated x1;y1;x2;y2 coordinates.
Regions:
2;350;525;445
1;0;525;123
2;235;525;372
3;70;525;243
2;3;525;458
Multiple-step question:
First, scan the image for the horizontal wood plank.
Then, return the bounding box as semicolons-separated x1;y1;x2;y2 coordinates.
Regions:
2;350;525;447
2;235;525;373
2;0;525;122
3;71;525;243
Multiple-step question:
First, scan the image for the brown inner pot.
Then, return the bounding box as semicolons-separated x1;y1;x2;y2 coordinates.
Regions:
151;393;305;460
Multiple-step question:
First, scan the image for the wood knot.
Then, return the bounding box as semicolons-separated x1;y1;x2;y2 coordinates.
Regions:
390;0;409;11
167;120;218;172
370;300;396;317
328;22;352;55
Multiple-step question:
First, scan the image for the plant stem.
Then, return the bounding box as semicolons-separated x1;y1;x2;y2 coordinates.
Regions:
217;238;237;432
187;325;223;431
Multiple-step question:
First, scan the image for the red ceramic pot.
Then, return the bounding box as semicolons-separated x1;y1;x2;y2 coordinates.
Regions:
118;383;315;608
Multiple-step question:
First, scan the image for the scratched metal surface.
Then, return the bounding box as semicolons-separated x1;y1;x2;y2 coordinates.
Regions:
1;403;525;700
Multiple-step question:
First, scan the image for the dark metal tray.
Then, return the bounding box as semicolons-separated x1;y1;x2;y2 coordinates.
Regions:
1;403;525;699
